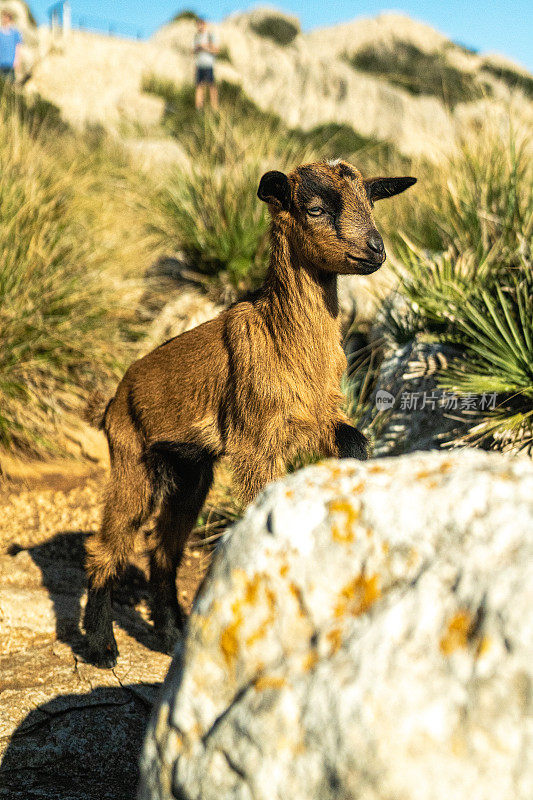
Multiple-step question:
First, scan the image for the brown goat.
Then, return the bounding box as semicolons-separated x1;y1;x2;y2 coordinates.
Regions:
83;159;416;667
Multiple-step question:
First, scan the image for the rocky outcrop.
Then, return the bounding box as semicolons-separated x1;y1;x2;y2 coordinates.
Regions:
19;9;533;159
155;13;455;159
139;450;533;800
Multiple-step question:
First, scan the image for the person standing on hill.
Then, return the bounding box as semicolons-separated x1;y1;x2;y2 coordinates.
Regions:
0;9;22;82
193;17;219;111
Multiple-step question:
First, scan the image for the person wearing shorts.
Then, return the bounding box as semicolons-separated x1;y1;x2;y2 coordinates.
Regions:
193;18;218;111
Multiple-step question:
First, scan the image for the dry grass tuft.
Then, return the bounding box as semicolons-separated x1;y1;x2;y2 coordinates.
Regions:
0;88;161;455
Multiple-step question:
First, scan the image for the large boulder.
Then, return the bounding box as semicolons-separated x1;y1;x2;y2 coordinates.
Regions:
139;451;533;800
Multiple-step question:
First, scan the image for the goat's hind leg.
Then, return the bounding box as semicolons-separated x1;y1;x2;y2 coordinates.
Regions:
84;462;153;667
148;445;214;653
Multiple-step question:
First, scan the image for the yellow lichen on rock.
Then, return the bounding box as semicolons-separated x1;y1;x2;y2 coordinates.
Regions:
220;601;244;667
219;571;278;665
326;627;343;654
329;499;360;544
439;610;472;655
302;650;319;671
334;574;381;618
245;585;276;647
440;610;491;658
367;465;385;474
254;675;287;691
289;582;306;617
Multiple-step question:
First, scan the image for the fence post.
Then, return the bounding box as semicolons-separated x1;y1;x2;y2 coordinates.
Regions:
63;1;71;38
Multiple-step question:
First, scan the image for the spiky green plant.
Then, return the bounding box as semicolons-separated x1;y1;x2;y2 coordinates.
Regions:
438;276;533;452
373;124;533;454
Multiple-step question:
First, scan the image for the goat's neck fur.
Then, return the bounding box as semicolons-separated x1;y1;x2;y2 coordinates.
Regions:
259;219;340;339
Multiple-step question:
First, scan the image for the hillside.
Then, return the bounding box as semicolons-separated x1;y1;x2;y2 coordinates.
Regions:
20;6;533;159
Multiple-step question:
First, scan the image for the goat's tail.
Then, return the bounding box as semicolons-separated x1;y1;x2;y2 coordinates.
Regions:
84;392;111;430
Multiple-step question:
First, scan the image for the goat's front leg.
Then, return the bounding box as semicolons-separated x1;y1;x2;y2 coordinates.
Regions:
231;451;286;505
333;421;369;460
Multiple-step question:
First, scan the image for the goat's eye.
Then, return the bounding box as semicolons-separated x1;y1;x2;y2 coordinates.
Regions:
307;206;324;216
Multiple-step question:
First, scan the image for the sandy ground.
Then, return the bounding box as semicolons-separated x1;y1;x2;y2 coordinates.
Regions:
0;466;210;799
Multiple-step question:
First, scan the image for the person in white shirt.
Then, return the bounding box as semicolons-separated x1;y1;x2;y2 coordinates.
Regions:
193;17;219;111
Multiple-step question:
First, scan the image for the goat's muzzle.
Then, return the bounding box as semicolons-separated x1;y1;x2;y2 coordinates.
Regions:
344;229;386;274
345;250;386;275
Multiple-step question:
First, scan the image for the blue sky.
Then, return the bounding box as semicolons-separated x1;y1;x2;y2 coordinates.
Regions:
29;1;532;71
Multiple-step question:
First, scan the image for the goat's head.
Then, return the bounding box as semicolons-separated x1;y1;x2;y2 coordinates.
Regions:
258;160;416;275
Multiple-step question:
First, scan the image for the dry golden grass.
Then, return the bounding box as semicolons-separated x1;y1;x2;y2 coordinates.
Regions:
0;90;162;455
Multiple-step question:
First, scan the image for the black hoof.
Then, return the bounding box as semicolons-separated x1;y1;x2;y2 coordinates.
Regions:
87;648;118;669
83;583;118;668
85;637;119;669
159;625;182;655
153;606;186;654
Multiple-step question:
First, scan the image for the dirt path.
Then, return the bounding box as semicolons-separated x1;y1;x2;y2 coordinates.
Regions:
0;468;210;799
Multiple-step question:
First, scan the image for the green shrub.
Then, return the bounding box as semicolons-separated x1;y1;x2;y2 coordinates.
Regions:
153;110;317;292
481;62;533;100
345;42;486;107
217;44;231;63
250;14;300;46
439;276;533;452
290;121;399;165
419;130;531;266
171;9;200;23
142;75;282;153
449;41;479;56
142;74;196;132
143;75;281;143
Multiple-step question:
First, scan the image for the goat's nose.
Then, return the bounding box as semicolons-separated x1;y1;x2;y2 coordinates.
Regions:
367;231;384;257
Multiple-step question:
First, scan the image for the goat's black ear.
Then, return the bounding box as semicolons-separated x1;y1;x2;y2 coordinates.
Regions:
365;177;417;202
257;170;291;210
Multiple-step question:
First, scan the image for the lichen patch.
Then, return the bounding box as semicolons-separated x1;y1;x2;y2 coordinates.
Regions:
326;627;343;654
254;674;287;691
329;498;360;544
439;610;472;655
219;572;277;667
334;574;381;618
302;650;319;671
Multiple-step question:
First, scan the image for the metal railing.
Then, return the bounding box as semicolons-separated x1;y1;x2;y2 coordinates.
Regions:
71;13;145;39
48;2;145;40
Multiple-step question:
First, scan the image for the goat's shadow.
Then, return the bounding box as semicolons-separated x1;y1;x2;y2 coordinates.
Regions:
0;682;159;800
8;530;166;661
